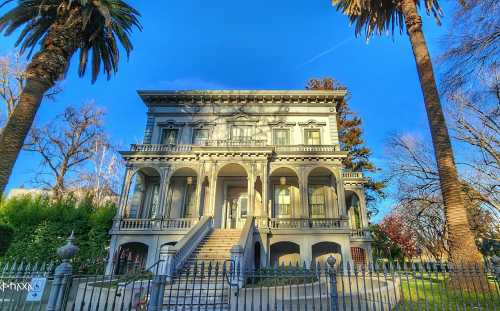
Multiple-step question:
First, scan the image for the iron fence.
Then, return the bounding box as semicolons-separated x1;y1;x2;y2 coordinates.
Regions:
0;259;499;310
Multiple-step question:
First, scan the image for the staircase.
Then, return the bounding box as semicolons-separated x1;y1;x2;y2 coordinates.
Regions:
184;229;241;267
163;229;241;310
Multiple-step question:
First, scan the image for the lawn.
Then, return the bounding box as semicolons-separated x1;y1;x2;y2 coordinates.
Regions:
397;273;499;310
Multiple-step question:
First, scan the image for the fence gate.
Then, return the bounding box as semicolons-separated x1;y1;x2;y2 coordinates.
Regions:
163;262;233;311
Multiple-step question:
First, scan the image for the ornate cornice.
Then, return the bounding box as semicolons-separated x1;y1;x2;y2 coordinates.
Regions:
137;90;347;107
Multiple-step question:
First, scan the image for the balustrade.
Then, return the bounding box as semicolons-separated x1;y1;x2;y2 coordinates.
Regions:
117;218;198;231
130;144;192;152
262;218;348;229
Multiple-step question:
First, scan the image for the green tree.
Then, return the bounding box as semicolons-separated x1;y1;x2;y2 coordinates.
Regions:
0;0;142;196
331;0;483;268
0;222;14;256
306;77;385;213
0;195;115;272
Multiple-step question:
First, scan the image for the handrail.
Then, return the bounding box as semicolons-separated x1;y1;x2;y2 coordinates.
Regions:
230;217;255;287
162;216;212;276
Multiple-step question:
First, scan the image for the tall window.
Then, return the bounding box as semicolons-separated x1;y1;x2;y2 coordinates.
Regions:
192;129;209;144
149;184;160;218
231;125;253;141
161;129;178;145
273;129;290;145
304;129;321;145
309;185;326;218
274;185;291;217
183;179;196;217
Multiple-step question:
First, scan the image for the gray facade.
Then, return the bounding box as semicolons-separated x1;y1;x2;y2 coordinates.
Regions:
106;90;372;274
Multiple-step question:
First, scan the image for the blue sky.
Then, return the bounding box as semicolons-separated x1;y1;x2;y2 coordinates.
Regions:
0;0;451;221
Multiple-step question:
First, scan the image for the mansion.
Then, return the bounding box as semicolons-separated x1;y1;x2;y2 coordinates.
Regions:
106;90;372;275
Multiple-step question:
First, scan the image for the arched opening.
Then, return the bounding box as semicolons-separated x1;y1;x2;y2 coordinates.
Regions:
254;242;261;269
345;190;362;229
254;176;263;217
166;167;198;219
270;167;299;218
312;241;342;265
351;247;366;266
125;167;161;219
307;167;338;218
200;176;210;216
270;241;300;266
215;164;248;229
115;242;148;275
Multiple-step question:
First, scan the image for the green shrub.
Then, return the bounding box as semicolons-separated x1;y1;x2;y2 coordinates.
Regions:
0;195;116;267
0;222;14;256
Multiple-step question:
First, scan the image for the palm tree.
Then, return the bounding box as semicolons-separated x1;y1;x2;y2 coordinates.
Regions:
0;0;141;195
331;0;483;268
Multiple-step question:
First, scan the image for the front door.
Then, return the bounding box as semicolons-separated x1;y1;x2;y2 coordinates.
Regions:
225;187;248;229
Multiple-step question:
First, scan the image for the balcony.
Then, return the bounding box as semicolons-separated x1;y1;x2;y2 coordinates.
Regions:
129;143;342;154
257;218;349;230
274;144;340;153
350;229;372;240
115;218;199;232
130;144;192;152
342;171;364;179
203;139;267;147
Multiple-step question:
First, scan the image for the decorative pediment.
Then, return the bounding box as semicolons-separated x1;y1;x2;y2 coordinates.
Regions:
226;113;259;123
267;121;296;128
188;120;216;128
298;119;326;127
157;120;186;128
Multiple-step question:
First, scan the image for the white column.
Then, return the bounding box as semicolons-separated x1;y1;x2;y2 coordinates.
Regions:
118;167;134;218
208;162;218;217
357;188;369;228
247;165;255;216
299;167;309;218
261;163;269;218
337;170;347;217
195;164;205;217
158;167;172;218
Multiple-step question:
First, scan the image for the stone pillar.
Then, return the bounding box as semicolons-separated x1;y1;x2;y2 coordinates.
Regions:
247;164;255;217
261;163;269;218
300;241;312;267
158;167;172;219
118;167;134;218
208;162;218;217
143;114;155;144
105;236;118;275
337;170;347;217
195;163;205;218
356;188;369;229
299;167;310;218
46;232;79;311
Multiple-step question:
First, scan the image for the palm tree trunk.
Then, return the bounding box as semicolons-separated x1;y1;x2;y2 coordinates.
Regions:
0;18;80;196
400;0;488;290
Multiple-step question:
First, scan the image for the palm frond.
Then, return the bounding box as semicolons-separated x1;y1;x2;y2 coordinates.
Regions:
332;0;442;38
0;0;141;83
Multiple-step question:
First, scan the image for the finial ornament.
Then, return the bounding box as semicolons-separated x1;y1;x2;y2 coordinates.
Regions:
57;231;79;261
327;255;336;268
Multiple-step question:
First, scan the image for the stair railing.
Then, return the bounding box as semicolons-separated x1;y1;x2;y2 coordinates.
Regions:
159;216;213;281
230;216;255;287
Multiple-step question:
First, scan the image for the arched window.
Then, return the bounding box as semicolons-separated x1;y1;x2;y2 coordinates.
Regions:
126;168;161;219
275;185;291;217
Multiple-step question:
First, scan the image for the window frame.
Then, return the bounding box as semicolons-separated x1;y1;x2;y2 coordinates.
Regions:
273;128;291;145
192;128;209;145
160;128;180;145
304;129;321;145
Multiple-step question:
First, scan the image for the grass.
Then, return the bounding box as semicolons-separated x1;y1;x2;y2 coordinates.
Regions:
397;273;500;310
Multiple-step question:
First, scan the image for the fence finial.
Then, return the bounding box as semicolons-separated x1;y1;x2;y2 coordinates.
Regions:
57;231;79;261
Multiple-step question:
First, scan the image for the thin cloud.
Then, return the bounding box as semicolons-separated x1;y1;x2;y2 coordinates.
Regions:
295;37;354;69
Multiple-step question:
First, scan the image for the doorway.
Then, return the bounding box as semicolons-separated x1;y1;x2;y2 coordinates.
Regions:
224;186;247;229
